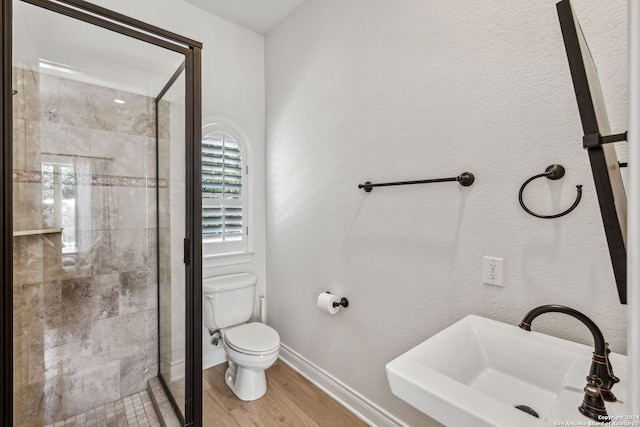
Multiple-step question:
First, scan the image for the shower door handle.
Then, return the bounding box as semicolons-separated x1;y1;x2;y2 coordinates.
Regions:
184;238;190;265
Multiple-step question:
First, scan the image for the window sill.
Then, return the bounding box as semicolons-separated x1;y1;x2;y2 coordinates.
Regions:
203;251;255;270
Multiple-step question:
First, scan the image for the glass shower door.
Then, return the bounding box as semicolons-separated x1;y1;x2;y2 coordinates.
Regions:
157;68;188;421
7;0;201;425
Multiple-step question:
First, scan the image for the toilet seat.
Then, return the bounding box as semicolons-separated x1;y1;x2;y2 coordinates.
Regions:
225;322;280;355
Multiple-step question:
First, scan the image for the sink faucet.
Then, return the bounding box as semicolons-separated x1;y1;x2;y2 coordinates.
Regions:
518;305;619;422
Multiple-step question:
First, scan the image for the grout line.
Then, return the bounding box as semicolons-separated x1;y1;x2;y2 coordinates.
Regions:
45;391;162;427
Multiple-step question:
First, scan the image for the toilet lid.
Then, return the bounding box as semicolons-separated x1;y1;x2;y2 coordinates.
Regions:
225;322;280;354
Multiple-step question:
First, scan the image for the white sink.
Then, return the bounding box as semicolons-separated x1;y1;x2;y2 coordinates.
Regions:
385;315;630;427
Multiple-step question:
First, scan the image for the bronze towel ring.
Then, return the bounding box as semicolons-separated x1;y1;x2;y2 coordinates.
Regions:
518;164;582;219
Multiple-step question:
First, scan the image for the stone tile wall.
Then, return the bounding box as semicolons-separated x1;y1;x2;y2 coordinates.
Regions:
12;67;160;426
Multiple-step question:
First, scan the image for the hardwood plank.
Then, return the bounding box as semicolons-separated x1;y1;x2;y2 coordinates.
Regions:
267;362;369;427
229;401;283;427
203;363;246;413
202;387;242;427
202;360;368;427
230;378;320;427
203;370;212;392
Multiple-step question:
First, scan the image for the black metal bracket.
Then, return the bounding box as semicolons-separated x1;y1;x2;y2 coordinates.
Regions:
519;164;582;219
583;131;627;149
358;172;474;192
583;132;629;169
332;298;349;308
325;292;349;309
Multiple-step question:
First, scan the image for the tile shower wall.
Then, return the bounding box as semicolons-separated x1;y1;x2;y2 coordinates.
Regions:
12;67;159;426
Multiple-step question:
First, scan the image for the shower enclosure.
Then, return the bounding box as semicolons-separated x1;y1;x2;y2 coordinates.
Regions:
1;0;202;425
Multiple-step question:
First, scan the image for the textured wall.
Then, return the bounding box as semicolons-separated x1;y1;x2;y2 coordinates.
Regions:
265;0;628;424
629;0;640;415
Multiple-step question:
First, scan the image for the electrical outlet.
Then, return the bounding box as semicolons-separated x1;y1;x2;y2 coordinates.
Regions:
483;256;504;287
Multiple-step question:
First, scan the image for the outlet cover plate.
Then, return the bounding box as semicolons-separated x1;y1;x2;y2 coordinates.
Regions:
483;256;503;287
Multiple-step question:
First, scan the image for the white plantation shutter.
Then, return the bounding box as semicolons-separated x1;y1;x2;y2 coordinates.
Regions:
202;129;246;253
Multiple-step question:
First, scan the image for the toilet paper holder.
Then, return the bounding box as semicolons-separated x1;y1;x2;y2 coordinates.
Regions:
326;292;349;308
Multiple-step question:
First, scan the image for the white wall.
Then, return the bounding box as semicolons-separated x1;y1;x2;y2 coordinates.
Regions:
266;1;628;425
87;0;267;359
629;0;640;415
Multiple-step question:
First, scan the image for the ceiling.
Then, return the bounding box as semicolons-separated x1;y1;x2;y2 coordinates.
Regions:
181;0;305;35
13;0;306;98
14;1;184;97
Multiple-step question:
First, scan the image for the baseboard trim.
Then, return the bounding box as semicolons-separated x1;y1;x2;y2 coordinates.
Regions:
278;344;406;427
168;359;184;383
203;347;227;370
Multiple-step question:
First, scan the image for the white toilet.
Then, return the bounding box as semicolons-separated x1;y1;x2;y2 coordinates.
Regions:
203;273;280;401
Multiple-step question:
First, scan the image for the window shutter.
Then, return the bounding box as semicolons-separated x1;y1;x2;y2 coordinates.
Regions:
202;132;243;244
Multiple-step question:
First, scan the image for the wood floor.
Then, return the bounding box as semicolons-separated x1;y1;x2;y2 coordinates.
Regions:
202;361;369;427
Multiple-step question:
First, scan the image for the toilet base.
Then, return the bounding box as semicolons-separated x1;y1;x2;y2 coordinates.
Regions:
225;360;268;401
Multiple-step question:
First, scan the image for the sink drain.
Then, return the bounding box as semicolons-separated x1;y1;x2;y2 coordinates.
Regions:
515;405;539;418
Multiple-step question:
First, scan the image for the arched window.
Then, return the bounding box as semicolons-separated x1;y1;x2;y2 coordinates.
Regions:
201;123;248;255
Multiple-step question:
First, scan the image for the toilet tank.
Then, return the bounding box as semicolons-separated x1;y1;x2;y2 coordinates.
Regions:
203;273;256;330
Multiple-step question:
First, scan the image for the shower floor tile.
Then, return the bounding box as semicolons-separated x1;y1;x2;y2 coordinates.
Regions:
43;390;160;427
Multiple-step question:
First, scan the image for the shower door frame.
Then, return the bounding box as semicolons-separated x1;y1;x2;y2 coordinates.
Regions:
0;0;203;425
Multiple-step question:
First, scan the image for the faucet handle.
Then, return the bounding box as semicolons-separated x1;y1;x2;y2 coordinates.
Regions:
579;375;608;421
583;375;602;397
